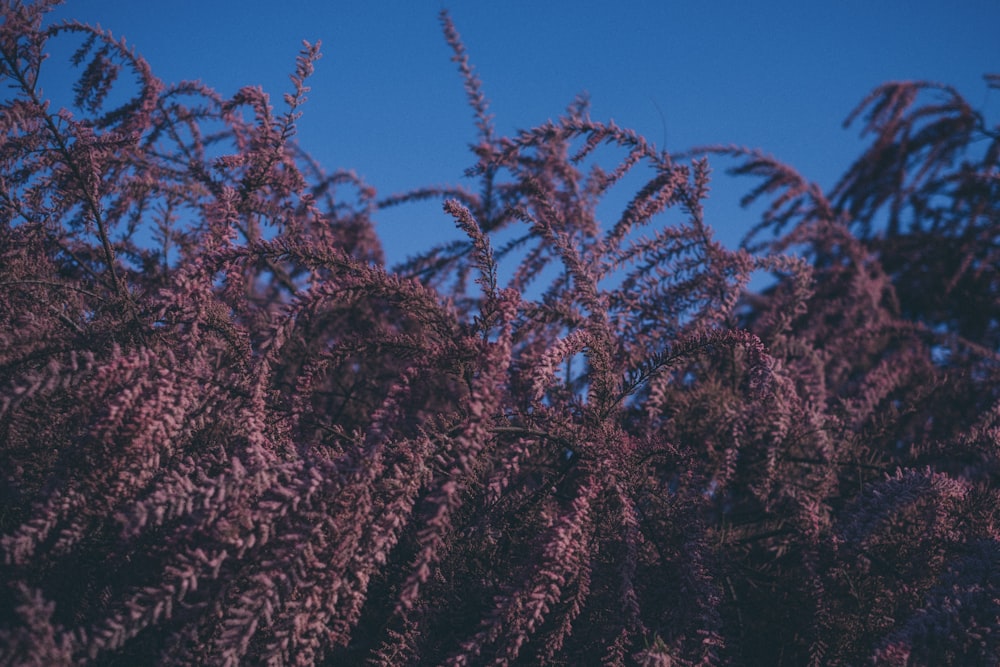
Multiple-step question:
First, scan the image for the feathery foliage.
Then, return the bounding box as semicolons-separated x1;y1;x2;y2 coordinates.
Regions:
1;3;998;665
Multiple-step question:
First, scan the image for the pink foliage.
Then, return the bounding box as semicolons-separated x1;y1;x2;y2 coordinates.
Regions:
1;3;999;665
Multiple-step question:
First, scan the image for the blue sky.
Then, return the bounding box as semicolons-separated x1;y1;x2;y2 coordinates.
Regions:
42;1;1000;268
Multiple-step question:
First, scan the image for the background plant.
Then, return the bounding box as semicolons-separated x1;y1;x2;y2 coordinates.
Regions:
1;2;998;665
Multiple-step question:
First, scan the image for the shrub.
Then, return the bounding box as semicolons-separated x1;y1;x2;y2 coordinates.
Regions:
1;2;998;664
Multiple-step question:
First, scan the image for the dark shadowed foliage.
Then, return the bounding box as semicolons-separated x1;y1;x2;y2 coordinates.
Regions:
1;2;998;665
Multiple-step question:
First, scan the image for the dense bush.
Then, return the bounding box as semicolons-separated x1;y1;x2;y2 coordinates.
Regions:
1;2;998;664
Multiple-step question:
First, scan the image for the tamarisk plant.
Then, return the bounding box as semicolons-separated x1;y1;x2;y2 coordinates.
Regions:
0;2;997;664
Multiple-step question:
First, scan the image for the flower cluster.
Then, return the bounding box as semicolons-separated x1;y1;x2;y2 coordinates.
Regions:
1;3;998;665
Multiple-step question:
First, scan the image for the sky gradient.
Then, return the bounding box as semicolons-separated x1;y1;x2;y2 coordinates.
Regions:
42;0;1000;267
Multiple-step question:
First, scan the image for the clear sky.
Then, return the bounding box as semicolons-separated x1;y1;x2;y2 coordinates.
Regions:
41;1;1000;268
